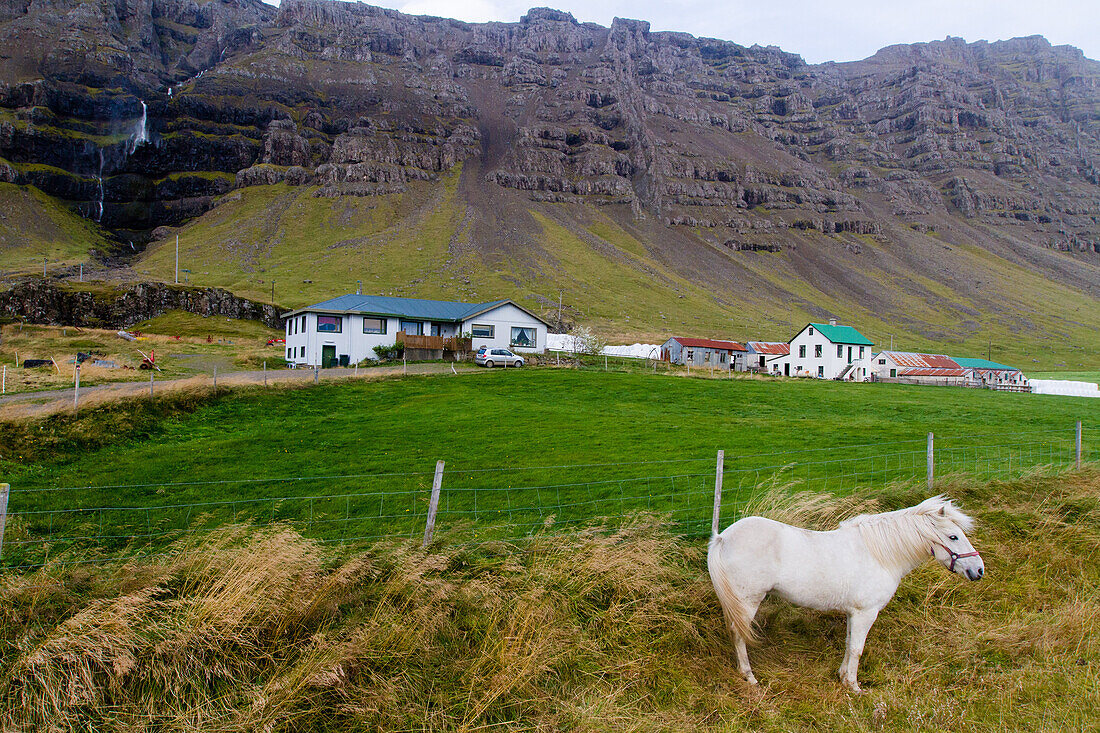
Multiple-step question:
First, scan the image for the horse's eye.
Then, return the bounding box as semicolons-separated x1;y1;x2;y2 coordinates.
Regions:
949;535;958;541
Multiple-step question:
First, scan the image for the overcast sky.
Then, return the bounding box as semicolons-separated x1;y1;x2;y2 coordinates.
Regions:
276;0;1100;64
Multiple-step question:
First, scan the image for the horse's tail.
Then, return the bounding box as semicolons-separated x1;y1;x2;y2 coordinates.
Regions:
707;532;759;644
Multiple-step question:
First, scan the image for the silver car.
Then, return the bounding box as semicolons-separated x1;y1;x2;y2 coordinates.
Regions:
475;347;524;368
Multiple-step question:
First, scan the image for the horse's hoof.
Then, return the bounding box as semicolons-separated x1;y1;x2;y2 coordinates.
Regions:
744;674;759;686
844;682;864;694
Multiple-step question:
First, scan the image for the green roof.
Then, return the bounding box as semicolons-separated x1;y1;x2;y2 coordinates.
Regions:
953;357;1019;371
807;323;874;346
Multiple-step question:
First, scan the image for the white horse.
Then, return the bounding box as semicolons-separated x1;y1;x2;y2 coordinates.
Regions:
708;495;984;692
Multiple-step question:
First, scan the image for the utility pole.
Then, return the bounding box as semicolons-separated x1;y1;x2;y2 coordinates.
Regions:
558;290;563;329
175;234;179;284
79;262;83;282
271;280;275;305
43;257;47;277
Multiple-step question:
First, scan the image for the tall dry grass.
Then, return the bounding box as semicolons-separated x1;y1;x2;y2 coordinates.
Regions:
2;469;1099;731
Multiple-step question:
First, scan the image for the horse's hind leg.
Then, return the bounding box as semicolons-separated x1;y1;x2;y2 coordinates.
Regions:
734;593;765;685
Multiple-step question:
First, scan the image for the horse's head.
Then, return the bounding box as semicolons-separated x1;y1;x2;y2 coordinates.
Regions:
924;498;984;581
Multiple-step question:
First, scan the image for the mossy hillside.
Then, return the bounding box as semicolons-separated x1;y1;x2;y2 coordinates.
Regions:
0;183;112;272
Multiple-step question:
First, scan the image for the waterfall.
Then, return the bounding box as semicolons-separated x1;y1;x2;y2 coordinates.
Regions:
127;101;149;155
93;148;104;223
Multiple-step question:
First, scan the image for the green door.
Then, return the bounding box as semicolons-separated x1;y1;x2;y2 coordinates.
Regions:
322;345;336;368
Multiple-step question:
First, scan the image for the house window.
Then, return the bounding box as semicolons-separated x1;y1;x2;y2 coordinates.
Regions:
300;316;306;332
799;345;806;358
890;368;897;378
719;352;726;363
400;320;422;336
815;345;822;358
808;327;814;336
878;358;886;365
510;326;536;348
286;321;291;336
859;347;865;358
686;349;694;361
430;323;443;337
317;315;342;333
837;345;843;358
818;366;824;378
286;348;291;359
363;317;386;334
471;323;494;338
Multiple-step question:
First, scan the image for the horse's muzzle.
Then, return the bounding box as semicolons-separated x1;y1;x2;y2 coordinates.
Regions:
965;566;984;581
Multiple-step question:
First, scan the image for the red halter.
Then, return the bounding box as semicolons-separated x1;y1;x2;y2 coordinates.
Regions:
931;542;982;572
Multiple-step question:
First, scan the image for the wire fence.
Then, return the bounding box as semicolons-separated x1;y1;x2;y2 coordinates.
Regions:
0;422;1094;571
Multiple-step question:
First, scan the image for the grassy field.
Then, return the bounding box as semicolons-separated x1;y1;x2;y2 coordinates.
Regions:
2;468;1099;731
0;317;283;394
1;369;1093;568
0;182;112;274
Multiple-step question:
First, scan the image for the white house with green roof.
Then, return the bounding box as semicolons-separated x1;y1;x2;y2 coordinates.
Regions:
282;294;549;367
778;319;874;379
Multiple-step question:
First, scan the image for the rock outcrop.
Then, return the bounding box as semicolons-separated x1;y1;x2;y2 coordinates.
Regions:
0;280;282;328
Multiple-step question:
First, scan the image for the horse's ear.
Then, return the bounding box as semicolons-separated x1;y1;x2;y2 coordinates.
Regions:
937;506;947;517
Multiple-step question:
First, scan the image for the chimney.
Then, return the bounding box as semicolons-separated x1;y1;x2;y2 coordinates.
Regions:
829;318;838;326
356;280;362;295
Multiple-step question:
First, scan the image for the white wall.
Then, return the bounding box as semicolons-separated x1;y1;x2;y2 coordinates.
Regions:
462;303;547;353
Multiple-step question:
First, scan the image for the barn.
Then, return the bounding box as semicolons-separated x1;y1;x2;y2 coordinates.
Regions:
661;337;749;370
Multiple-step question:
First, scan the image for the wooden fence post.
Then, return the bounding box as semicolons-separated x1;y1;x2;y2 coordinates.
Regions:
73;366;80;409
149;372;154;398
0;483;9;563
927;432;934;490
264;361;267;387
712;450;724;536
213;366;218;390
422;460;445;549
314;367;319;384
1077;421;1083;470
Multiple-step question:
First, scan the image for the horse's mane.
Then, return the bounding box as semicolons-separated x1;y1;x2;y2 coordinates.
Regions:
838;496;974;571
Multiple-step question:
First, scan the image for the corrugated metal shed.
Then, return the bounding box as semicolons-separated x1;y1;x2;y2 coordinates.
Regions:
671;337;748;351
747;341;790;355
881;351;961;369
899;367;967;377
953;357;1020;372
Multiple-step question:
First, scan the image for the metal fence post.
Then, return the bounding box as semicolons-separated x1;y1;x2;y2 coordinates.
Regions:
1077;421;1083;469
0;483;9;562
73;366;80;409
712;450;724;536
264;361;267;387
213;366;218;390
927;432;934;490
422;460;445;548
314;367;319;384
150;372;154;398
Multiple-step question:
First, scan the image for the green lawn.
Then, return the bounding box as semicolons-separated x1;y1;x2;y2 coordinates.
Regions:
2;370;1094;567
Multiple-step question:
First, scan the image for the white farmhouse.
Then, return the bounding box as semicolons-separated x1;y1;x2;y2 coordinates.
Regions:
778;320;873;379
283;294;549;367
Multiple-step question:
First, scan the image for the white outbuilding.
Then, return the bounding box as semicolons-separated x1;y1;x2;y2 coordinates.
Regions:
282;294;549;367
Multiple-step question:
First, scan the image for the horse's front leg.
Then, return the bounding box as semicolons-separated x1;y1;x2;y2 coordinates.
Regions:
840;607;881;693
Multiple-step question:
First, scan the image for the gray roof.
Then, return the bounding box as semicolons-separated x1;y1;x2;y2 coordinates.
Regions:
283;294;548;325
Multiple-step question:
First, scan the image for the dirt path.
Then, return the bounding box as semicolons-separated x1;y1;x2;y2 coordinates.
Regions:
0;362;484;417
